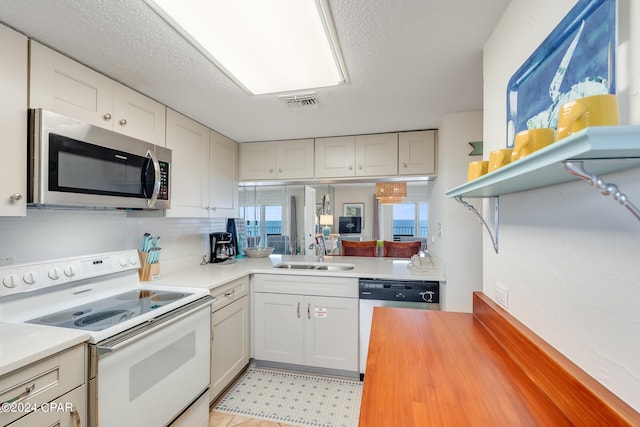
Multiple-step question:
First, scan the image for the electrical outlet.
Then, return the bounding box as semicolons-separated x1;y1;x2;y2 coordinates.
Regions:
495;284;509;309
437;221;443;238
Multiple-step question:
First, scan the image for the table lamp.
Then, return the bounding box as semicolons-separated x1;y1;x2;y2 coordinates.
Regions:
320;214;333;237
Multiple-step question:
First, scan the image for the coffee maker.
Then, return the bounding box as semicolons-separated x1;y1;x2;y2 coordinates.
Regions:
209;232;236;263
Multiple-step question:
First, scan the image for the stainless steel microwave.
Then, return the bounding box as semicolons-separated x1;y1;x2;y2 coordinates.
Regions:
28;109;171;210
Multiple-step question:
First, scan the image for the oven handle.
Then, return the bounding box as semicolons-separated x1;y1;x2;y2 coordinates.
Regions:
95;296;214;357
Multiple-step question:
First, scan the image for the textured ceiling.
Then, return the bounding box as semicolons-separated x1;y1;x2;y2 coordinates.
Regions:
0;0;509;142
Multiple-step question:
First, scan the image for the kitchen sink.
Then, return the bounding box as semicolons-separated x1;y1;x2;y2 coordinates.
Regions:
274;262;355;271
274;263;317;270
314;264;354;271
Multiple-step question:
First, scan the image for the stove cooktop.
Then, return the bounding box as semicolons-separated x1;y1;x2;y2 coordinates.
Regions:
0;250;213;343
26;289;192;331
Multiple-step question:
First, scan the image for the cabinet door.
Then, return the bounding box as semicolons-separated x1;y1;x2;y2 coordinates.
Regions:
276;139;314;179
314;136;356;178
113;82;166;145
239;141;278;180
209;130;238;217
0;24;27;216
398;130;436;175
303;296;359;371
210;295;250;401
355;133;398;176
29;41;114;129
253;293;304;365
165;108;210;217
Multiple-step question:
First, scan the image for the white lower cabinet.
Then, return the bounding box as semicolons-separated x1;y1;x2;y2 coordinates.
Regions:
253;274;359;372
0;344;86;427
210;277;250;402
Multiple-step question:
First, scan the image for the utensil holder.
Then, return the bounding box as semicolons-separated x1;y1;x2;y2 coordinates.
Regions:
138;250;160;281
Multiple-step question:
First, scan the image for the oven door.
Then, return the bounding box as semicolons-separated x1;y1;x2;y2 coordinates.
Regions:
91;300;211;427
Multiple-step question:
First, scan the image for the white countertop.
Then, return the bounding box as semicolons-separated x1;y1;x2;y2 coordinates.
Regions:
151;254;446;290
0;254;444;377
0;323;89;376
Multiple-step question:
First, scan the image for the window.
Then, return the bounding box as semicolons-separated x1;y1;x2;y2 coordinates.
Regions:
392;202;428;239
241;205;283;237
240;204;285;252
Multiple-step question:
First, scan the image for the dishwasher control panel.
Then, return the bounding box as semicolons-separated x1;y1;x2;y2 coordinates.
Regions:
359;278;439;303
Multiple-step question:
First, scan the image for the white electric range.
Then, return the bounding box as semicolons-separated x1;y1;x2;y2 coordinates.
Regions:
0;250;213;427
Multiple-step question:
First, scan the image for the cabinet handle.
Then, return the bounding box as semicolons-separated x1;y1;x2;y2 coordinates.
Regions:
297;302;301;319
119;119;127;126
348;165;353;171
269;168;274;173
224;289;235;298
402;162;408;168
71;405;81;427
3;383;35;404
9;193;22;201
278;168;283;173
103;113;112;121
307;303;311;320
358;165;363;170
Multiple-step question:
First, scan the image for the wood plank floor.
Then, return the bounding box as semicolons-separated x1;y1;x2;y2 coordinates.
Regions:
209;410;300;427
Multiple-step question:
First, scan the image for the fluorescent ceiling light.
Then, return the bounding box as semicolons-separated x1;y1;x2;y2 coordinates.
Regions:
145;0;349;95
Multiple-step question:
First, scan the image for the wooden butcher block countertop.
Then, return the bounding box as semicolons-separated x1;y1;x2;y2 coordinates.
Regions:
359;293;640;426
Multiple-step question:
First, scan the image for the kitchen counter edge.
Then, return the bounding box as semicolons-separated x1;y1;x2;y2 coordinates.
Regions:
0;323;89;376
149;254;446;290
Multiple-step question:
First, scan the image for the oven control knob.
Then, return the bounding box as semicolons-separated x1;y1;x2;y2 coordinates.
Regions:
48;267;62;280
3;274;18;288
129;255;138;266
64;265;76;277
23;271;38;285
119;257;128;267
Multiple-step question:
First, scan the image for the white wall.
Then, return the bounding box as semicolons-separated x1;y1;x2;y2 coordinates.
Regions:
428;111;484;313
484;0;640;411
0;210;225;272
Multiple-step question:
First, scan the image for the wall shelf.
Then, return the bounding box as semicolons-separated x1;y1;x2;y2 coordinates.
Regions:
445;125;640;199
446;125;640;253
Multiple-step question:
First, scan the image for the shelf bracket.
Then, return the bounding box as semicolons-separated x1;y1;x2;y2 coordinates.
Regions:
454;196;499;254
563;160;640;221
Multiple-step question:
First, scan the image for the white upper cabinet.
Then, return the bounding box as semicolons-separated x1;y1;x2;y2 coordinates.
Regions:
239;139;314;180
209;129;239;217
29;41;113;127
0;24;27;217
314;136;356;178
315;133;398;178
165;108;210;218
112;82;166;146
29;41;166;145
398;130;437;176
239;141;278;180
165;111;239;218
355;133;398;176
276;139;315;179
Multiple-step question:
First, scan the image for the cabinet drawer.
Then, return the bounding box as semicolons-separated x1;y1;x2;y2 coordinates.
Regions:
210;276;249;312
0;344;86;426
253;274;358;298
6;383;86;427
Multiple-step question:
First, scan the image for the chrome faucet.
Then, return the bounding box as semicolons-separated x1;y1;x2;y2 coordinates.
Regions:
308;243;324;262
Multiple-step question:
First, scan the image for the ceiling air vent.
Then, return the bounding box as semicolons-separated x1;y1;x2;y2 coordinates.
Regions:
279;92;320;110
